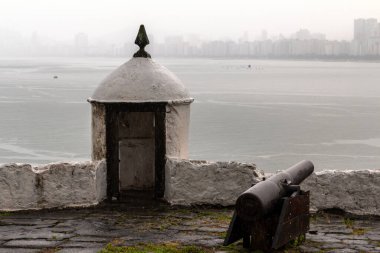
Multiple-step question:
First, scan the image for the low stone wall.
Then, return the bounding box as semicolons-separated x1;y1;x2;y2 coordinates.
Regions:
0;160;107;211
165;158;379;216
301;169;380;216
1;157;378;216
164;158;264;206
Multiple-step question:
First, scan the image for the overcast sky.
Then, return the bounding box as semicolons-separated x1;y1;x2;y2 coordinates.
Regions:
1;0;380;42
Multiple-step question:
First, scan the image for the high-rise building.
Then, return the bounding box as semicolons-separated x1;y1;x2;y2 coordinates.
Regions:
74;33;89;56
354;19;366;41
354;18;378;41
293;29;312;40
354;18;379;55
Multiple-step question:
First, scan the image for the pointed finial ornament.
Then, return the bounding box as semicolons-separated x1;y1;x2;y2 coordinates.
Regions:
133;24;151;58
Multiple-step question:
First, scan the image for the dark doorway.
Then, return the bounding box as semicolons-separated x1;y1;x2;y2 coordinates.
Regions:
118;112;155;196
105;104;166;202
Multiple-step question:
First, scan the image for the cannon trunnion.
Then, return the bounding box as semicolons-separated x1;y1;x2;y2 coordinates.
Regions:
224;160;314;251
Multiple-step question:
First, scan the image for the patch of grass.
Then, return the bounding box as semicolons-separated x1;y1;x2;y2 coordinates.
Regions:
99;243;208;253
39;248;60;253
309;214;317;224
343;217;354;228
352;227;368;235
343;217;370;236
218;242;250;253
368;240;380;247
280;234;306;253
216;231;227;239
288;234;305;248
0;212;11;217
283;250;301;253
193;210;232;224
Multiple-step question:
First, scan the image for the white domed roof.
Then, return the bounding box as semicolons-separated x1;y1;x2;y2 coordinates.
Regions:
88;57;193;103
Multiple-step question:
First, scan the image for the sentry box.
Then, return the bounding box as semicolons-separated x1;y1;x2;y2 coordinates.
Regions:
88;25;193;201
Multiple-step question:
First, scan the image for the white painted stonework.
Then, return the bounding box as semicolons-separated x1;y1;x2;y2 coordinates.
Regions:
301;169;380;216
0;160;106;211
1;156;379;217
164;158;379;216
164;158;265;206
166;104;191;159
89;58;193;103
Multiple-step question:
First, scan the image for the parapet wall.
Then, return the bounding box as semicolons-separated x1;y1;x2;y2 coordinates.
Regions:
0;161;107;211
164;158;264;206
1;158;379;217
301;169;380;216
165;158;380;216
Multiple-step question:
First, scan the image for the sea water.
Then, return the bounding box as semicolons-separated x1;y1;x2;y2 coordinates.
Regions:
0;57;380;172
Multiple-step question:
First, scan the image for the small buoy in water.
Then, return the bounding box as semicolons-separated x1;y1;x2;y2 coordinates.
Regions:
53;76;58;79
248;65;251;68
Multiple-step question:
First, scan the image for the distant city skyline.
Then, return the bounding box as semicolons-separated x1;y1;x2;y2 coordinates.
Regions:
1;18;379;58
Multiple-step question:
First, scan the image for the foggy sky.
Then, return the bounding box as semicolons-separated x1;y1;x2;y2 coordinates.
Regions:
1;0;380;43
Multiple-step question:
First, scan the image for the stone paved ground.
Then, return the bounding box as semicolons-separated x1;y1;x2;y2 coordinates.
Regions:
0;203;379;253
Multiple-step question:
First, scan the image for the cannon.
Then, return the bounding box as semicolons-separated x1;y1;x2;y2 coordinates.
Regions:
224;160;314;251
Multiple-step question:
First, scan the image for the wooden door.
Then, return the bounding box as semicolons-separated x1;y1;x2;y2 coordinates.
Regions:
118;112;155;192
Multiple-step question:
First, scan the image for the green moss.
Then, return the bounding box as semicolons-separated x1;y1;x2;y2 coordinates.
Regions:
309;214;317;224
193;210;232;224
289;234;305;247
216;231;227;239
217;242;249;253
343;217;354;228
368;240;380;247
98;243;208;253
352;227;368;235
343;217;371;236
0;212;11;217
39;248;61;253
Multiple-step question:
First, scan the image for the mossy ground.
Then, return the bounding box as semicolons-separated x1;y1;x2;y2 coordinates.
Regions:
99;243;209;253
0;212;11;217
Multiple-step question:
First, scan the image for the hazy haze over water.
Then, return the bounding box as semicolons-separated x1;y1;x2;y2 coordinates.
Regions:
0;57;379;172
1;0;380;42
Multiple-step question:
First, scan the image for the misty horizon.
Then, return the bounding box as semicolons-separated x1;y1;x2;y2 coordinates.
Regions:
1;17;379;45
2;0;380;42
1;18;379;58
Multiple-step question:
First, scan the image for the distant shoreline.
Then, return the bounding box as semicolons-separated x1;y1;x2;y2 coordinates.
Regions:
1;55;380;64
164;55;380;63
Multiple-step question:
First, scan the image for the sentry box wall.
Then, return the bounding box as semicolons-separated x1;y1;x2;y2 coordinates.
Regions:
88;25;193;201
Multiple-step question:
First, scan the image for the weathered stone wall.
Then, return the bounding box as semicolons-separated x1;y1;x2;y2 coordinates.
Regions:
164;158;379;216
0;160;107;211
91;103;106;161
166;104;191;159
301;169;380;216
1;156;378;216
164;158;264;206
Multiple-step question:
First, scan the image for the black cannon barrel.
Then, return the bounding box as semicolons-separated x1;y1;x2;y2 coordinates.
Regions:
236;160;314;221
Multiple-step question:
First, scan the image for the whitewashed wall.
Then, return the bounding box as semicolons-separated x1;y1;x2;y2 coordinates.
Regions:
165;158;380;216
0;160;106;211
164;158;264;206
1;157;379;217
166;103;191;159
301;169;380;216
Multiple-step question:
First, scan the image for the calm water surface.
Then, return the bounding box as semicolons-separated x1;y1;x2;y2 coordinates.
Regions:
0;57;380;172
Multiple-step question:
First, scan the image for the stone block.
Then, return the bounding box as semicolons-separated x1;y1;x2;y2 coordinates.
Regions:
302;169;380;216
0;160;107;211
0;164;38;210
164;158;264;206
